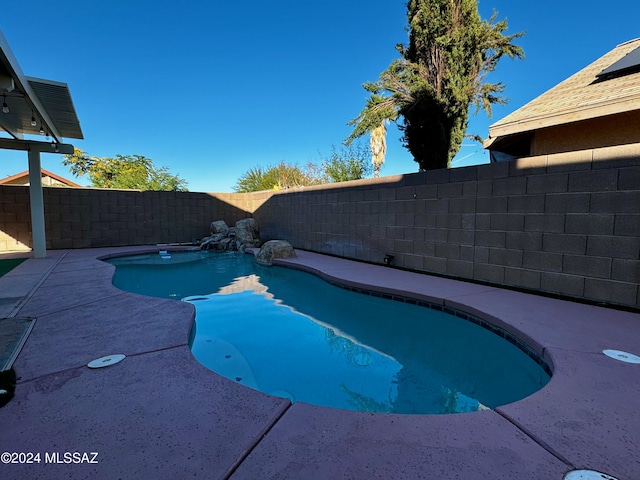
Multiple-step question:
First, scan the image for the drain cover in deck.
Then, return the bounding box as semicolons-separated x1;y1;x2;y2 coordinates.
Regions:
564;470;619;480
87;354;126;369
602;349;640;364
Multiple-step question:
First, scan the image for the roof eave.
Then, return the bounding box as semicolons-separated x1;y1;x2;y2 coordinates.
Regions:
488;97;640;139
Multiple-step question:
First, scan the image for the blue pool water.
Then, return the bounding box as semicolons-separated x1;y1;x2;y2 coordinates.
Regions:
108;251;550;414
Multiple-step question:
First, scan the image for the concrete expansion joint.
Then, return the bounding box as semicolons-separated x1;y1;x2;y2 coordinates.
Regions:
495;408;576;469
26;290;130;319
15;344;189;386
9;250;71;318
221;400;292;480
546;345;612;357
125;343;189;359
15;363;86;386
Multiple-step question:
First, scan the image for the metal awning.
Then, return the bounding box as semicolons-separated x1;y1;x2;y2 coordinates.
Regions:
0;31;83;143
0;29;83;258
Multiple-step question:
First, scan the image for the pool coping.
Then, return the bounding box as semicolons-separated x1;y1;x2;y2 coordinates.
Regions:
0;246;639;480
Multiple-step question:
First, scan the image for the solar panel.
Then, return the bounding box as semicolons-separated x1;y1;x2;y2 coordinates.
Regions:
596;45;640;79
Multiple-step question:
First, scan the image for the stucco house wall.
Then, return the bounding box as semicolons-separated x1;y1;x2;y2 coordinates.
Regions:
0;169;81;188
486;38;640;161
532;110;640;156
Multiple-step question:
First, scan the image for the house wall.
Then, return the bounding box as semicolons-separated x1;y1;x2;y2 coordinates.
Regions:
1;177;30;186
2;176;71;187
1;146;638;309
532;110;640;156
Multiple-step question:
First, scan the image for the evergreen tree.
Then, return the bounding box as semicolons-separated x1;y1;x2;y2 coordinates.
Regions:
347;0;524;171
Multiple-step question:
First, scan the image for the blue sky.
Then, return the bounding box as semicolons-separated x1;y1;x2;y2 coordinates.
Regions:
1;1;639;192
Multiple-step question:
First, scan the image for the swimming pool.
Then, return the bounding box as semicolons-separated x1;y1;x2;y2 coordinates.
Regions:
108;250;550;414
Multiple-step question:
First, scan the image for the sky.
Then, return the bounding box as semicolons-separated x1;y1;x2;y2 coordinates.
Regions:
1;1;639;193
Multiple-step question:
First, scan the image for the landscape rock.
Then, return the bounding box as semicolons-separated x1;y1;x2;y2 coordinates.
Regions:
200;218;260;252
219;238;233;250
255;240;296;266
235;218;260;247
210;220;229;235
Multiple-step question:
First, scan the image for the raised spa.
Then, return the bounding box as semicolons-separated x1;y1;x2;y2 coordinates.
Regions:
107;251;550;414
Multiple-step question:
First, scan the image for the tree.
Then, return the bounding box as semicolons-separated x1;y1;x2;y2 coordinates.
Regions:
346;0;524;171
233;161;322;193
234;144;373;193
62;149;188;191
369;122;387;178
321;143;373;183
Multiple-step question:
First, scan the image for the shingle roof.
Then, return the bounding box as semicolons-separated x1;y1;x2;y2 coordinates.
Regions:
488;38;640;139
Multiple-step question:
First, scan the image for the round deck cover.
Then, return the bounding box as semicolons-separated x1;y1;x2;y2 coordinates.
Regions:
87;354;126;369
602;349;640;364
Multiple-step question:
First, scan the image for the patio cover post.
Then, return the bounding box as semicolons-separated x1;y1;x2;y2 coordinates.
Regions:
27;148;47;258
2;30;83;257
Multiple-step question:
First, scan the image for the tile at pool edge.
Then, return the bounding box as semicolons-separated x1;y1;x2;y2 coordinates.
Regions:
442;288;640;354
275;250;497;304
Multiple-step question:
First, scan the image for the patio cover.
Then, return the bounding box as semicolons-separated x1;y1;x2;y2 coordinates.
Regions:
0;29;83;257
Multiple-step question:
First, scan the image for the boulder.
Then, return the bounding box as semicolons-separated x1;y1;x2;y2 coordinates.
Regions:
200;231;227;250
210;220;229;235
211;232;227;242
255;240;296;266
219;238;233;250
199;237;214;250
200;218;261;252
235;218;260;247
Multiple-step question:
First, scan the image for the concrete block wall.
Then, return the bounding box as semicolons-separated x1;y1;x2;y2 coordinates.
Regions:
0;186;253;250
1;144;638;309
254;147;640;310
0;186;31;251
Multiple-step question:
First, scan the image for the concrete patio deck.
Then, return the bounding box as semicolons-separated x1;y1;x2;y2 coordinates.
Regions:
0;246;638;480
